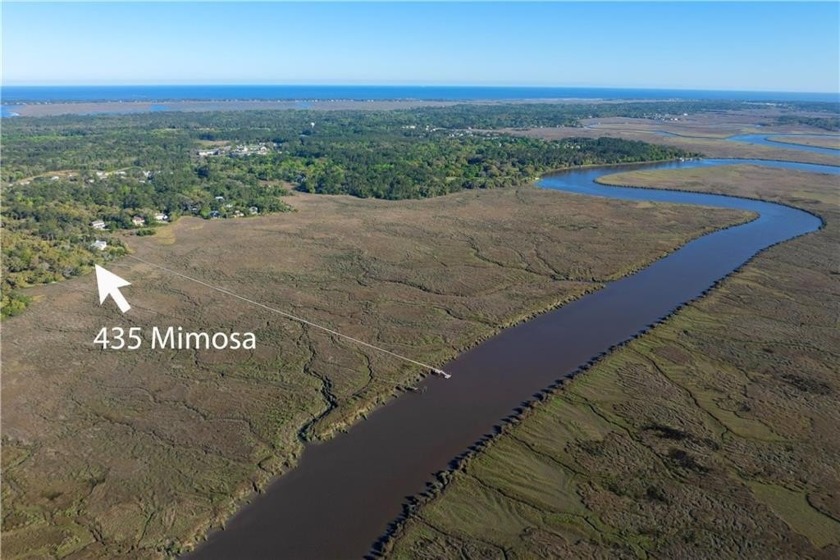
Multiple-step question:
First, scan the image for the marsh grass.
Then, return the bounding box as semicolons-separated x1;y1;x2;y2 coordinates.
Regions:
386;166;840;559
0;185;747;558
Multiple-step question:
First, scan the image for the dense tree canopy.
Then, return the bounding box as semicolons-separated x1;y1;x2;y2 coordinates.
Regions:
0;103;712;316
776;115;839;131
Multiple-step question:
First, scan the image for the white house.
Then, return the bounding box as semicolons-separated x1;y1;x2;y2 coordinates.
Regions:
91;220;107;230
90;240;108;251
154;212;169;223
132;216;146;227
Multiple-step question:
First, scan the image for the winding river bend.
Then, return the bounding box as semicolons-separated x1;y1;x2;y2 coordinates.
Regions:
726;133;840;157
189;157;837;560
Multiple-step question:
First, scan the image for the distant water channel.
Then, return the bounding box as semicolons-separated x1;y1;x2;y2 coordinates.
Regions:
727;133;840;157
188;157;837;560
649;130;840;157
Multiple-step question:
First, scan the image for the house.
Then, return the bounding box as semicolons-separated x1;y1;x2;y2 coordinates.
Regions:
132;216;146;227
91;220;107;230
90;240;108;251
154;212;169;223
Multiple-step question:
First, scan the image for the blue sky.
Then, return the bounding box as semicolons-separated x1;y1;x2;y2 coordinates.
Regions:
3;2;838;92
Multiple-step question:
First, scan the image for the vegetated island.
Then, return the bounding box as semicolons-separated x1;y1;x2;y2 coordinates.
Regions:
766;134;840;150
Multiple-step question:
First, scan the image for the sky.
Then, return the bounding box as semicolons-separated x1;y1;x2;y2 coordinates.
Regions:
2;2;839;93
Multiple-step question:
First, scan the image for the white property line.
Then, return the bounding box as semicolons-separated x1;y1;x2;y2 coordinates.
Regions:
127;255;450;378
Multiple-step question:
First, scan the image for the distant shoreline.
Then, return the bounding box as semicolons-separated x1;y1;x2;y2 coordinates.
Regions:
0;99;459;117
2;85;836;118
3;85;836;118
4;84;837;104
0;97;698;118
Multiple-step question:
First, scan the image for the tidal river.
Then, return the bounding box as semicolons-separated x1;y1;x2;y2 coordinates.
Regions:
188;157;837;560
726;133;840;157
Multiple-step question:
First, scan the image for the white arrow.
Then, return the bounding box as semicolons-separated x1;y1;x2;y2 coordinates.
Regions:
95;265;131;313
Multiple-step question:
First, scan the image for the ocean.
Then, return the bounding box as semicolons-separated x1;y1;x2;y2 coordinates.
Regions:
2;84;838;104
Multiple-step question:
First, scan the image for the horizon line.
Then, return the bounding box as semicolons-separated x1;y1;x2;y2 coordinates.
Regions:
2;83;839;96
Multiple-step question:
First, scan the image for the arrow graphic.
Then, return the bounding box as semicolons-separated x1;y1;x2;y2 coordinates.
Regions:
95;265;131;313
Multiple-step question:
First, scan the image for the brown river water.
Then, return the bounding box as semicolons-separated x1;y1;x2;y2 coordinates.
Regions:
188;158;835;559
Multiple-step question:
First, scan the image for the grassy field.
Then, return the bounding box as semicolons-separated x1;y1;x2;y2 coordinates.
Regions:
385;166;840;559
0;186;748;558
767;135;840;150
511;116;840;166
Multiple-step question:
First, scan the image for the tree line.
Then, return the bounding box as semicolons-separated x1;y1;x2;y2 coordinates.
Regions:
0;103;711;317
